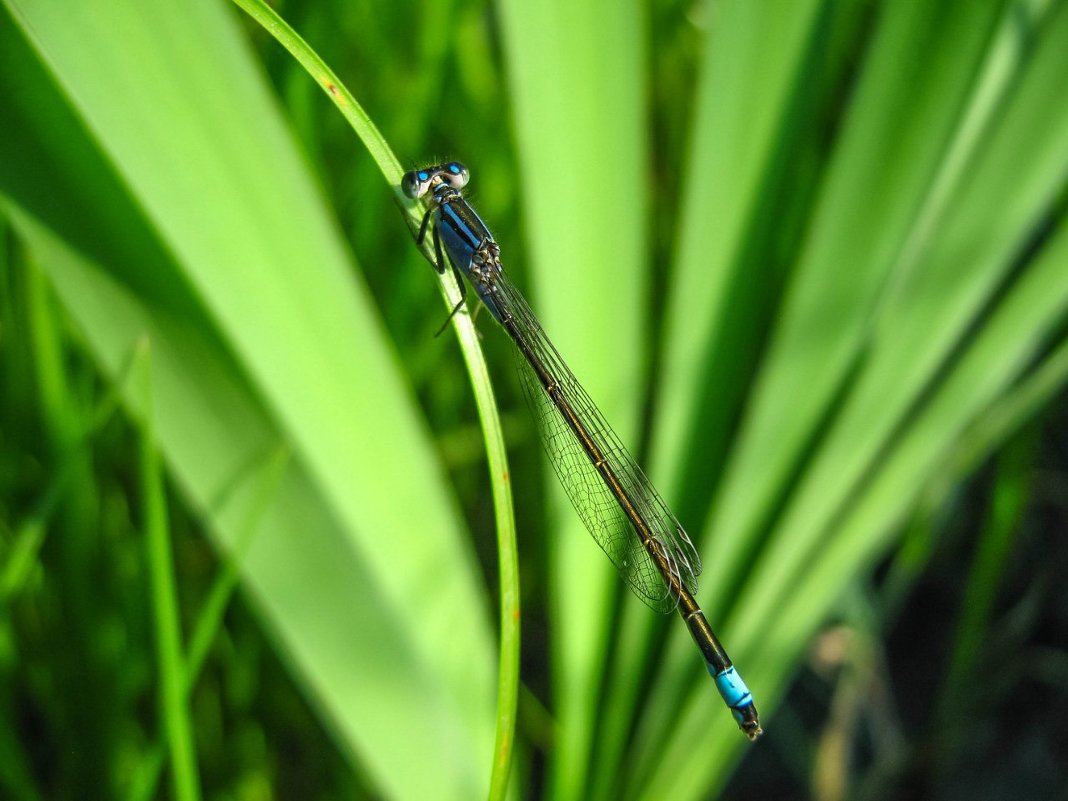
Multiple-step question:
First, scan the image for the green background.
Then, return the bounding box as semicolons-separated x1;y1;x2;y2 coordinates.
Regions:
2;0;1067;799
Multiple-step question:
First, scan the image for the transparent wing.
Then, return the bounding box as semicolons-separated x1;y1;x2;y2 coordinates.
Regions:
492;275;701;613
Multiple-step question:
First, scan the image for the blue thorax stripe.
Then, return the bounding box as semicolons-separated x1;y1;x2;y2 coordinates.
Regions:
439;199;489;250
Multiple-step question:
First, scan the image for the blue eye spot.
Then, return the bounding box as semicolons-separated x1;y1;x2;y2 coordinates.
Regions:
417;171;429;181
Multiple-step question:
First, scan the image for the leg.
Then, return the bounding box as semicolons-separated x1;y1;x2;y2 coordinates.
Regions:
431;221;447;275
414;207;448;277
415;206;433;246
435;260;469;337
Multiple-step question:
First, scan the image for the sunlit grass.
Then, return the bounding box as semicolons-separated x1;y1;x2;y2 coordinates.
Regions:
2;0;1067;799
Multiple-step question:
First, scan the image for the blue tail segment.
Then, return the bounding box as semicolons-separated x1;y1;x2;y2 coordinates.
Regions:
710;665;763;739
712;665;753;709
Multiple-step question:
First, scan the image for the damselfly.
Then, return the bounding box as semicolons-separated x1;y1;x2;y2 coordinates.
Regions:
402;162;762;739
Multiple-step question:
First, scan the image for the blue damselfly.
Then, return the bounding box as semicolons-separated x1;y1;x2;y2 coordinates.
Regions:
402;162;761;739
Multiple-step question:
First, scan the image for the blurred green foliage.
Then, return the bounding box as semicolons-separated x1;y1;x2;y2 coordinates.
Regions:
1;0;1067;799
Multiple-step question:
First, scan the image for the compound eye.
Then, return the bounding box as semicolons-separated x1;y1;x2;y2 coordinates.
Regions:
443;162;470;188
401;169;431;198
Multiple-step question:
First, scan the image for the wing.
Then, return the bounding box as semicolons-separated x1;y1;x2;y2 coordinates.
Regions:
492;275;701;613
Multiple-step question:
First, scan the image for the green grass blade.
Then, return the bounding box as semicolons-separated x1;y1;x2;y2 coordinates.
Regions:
622;1;833;781
126;444;291;801
0;0;501;796
223;3;521;796
700;0;1011;618
934;427;1035;734
498;0;647;797
635;1;1068;796
135;345;203;801
4;0;1065;796
227;0;401;182
738;0;1068;651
